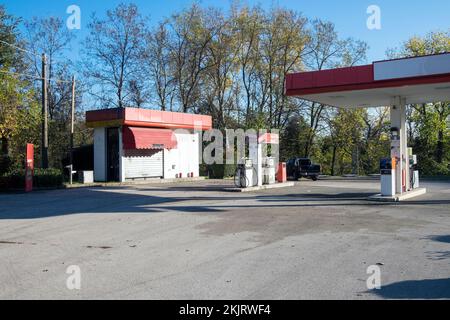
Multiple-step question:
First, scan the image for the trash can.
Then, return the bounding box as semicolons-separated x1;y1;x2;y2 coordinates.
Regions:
277;162;287;183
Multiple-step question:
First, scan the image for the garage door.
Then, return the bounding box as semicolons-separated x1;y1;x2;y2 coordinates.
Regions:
124;149;163;179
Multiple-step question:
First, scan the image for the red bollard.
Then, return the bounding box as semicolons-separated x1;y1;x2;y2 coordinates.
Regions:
25;144;34;192
277;162;287;183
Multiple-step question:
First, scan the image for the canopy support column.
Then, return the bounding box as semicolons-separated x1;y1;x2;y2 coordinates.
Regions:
390;97;410;195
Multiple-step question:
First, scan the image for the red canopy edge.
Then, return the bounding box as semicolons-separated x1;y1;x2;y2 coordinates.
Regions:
86;107;212;131
285;52;450;97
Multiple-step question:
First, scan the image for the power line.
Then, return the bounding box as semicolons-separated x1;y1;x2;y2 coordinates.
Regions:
0;39;40;58
0;39;74;67
0;69;42;81
0;69;73;84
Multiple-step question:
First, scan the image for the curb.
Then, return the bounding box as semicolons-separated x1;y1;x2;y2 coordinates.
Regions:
368;188;427;202
229;182;295;193
64;177;207;189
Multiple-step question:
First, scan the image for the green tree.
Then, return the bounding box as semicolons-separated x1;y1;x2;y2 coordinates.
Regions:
0;6;22;68
389;30;450;174
280;116;310;161
168;4;220;113
300;20;368;158
0;6;41;173
327;109;365;175
0;71;40;173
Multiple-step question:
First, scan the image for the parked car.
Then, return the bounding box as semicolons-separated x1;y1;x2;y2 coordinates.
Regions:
287;158;321;181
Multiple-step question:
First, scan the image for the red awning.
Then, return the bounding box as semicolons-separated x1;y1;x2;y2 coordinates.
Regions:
122;127;178;150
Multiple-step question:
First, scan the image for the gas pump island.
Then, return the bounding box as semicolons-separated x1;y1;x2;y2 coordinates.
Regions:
380;99;421;198
286;52;450;201
234;132;280;189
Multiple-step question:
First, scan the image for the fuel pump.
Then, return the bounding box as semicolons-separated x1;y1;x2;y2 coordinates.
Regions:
380;158;396;196
408;148;420;190
231;132;281;189
389;126;408;194
234;158;257;188
262;157;276;185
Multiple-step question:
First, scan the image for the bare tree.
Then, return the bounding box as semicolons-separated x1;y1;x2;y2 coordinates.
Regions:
143;22;175;111
25;16;75;120
300;19;368;157
128;79;147;108
259;8;309;129
83;3;148;109
168;5;220;113
202;9;240;128
233;6;264;127
24;16;83;168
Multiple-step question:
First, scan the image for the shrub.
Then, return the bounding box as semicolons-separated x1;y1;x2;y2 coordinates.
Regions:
0;155;11;175
200;164;238;179
0;168;64;191
33;168;64;188
418;158;450;176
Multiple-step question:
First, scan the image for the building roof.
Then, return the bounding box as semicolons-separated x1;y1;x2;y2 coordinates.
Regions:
86;107;213;131
285;52;450;107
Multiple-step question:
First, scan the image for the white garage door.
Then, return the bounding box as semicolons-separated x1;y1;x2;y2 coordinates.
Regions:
124;149;163;179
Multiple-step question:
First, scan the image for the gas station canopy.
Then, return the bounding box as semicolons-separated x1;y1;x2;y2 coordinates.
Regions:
285;53;450;107
285;52;450;201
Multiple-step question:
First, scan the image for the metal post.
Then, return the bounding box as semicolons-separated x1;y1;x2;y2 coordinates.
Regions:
390;97;409;195
70;75;76;185
41;53;49;169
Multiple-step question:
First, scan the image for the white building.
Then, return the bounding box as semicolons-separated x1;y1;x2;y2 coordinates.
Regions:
86;108;212;182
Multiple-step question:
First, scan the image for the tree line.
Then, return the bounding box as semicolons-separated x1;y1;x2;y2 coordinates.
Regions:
0;3;449;176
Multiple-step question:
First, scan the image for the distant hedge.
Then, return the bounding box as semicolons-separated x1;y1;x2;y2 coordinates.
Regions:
0;155;12;175
0;168;64;191
200;164;237;179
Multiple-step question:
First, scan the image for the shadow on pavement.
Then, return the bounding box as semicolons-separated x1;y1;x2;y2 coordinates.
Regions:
428;235;450;244
0;188;218;219
256;192;378;200
0;185;447;220
371;278;450;299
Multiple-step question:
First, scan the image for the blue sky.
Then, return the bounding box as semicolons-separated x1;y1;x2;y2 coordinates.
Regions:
2;0;450;63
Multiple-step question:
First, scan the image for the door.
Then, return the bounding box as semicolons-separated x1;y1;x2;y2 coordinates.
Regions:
123;149;164;179
106;127;120;182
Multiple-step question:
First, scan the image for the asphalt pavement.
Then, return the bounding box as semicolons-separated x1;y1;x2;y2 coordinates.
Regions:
0;178;449;299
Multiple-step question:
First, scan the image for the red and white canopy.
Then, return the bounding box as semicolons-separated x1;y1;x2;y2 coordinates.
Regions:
285;53;450;107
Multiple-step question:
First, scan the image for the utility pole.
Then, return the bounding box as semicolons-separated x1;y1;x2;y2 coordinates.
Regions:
41;53;49;169
69;75;76;185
